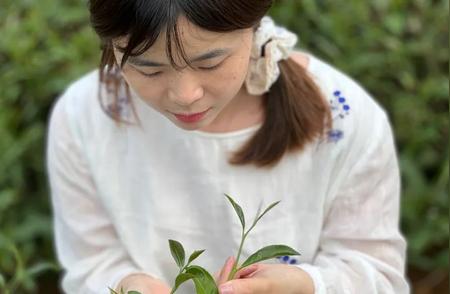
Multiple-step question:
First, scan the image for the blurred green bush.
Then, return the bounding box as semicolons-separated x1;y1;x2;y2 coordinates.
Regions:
0;0;448;292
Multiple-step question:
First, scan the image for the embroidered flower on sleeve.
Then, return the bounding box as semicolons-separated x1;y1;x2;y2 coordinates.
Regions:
327;90;351;143
327;129;344;143
330;90;351;120
276;255;298;265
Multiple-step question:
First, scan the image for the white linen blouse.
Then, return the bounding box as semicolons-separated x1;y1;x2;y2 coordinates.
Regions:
46;53;410;294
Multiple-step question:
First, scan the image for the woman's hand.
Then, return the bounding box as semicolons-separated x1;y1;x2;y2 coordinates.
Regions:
115;273;171;294
216;257;314;294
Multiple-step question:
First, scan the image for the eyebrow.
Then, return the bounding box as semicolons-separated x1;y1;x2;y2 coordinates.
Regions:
126;48;231;67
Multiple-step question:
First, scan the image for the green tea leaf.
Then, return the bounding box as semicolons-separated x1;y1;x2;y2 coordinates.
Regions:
251;201;281;229
171;273;195;294
169;240;186;269
108;287;119;294
127;291;142;294
224;194;245;230
188;249;205;264
240;245;300;268
185;265;219;294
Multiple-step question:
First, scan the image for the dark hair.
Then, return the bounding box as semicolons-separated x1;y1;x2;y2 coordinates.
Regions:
88;0;331;168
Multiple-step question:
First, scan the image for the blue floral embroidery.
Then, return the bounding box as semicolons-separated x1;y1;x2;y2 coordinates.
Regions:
330;90;351;119
277;255;298;265
328;129;344;143
327;90;351;143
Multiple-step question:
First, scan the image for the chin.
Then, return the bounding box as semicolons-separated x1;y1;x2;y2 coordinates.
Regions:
176;124;202;131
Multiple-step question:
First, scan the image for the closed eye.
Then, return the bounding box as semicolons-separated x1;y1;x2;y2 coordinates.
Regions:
128;64;163;78
198;62;224;71
134;61;223;76
140;71;162;77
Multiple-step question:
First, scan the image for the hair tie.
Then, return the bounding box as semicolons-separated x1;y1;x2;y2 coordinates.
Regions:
245;16;298;95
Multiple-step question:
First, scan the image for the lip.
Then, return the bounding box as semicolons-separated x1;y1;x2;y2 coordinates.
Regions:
172;108;211;123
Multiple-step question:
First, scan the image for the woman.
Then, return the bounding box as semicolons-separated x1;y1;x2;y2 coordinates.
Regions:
46;0;410;293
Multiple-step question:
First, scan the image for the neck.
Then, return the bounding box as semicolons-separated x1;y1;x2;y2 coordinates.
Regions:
200;87;264;133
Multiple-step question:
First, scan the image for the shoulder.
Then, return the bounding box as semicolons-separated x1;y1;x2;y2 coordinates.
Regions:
56;70;103;118
48;70;119;148
290;51;393;154
52;70;101;121
290;50;383;117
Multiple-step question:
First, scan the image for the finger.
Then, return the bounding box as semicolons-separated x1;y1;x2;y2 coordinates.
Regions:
215;257;230;284
214;270;221;283
217;256;235;285
234;264;259;279
219;278;270;294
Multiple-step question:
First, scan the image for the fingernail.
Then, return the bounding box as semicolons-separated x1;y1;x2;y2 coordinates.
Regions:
219;282;234;294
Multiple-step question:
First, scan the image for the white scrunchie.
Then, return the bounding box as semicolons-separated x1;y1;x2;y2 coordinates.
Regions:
245;16;298;95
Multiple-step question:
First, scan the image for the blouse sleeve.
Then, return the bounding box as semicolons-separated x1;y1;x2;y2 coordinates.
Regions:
297;108;410;293
46;94;140;294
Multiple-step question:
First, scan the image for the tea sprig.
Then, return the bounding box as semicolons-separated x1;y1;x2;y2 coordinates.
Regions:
168;240;216;294
108;194;300;294
169;194;300;293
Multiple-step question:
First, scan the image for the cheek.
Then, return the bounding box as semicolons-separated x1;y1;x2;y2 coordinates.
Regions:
212;56;250;90
231;55;251;83
205;69;245;100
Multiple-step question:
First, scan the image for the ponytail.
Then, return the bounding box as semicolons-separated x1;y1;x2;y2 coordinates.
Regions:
230;57;332;167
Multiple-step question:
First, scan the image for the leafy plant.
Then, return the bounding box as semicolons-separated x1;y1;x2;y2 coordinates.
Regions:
168;194;300;294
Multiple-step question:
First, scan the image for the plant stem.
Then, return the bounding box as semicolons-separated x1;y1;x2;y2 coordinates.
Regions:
228;228;248;280
179;260;191;275
227;213;264;281
170;259;194;294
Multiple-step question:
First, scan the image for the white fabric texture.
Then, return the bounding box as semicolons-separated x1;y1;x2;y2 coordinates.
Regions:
46;53;410;294
245;16;298;95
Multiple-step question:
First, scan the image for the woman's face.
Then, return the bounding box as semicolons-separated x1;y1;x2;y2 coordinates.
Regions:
113;17;257;131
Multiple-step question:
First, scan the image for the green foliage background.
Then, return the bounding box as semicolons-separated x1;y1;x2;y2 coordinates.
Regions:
0;0;448;292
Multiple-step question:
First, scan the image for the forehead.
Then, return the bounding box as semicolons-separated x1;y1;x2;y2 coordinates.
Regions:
114;16;251;59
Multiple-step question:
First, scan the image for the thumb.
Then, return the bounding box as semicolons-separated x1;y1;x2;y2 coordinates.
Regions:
218;278;269;294
217;256;236;285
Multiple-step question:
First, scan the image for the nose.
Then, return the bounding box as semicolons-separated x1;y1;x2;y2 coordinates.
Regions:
167;71;204;106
